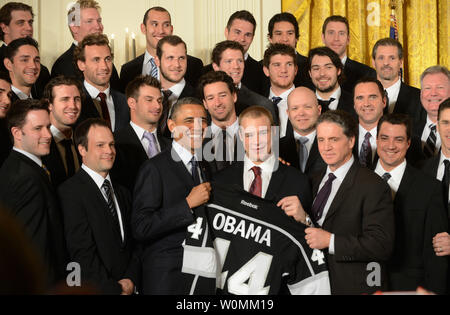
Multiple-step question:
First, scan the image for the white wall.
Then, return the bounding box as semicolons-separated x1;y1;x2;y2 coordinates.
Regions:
0;0;281;72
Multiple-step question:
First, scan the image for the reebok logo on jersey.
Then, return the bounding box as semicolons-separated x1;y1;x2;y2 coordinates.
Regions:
212;213;271;247
240;200;258;210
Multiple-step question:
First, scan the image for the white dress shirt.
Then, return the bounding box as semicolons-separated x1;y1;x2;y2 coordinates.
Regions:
315;156;355;254
164;79;186;108
269;85;295;138
316;86;341;111
375;160;407;197
385;78;402;113
293;130;316;156
84;81;116;131
81;164;124;241
50;125;79;173
341;56;348;66
11;85;32;100
13;147;42;166
130;121;161;157
142;50;160;80
243;153;277;198
171;140;202;182
436;151;450;203
358;125;377;162
421;116;441;153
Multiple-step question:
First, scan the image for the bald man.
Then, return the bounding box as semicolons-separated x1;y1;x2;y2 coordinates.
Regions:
280;87;326;178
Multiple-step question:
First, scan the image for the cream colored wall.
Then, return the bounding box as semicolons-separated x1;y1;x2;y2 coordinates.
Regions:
0;0;281;72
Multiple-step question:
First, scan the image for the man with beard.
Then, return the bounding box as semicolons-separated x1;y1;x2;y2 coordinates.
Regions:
42;76;83;188
308;46;355;118
156;35;195;137
74;34;129;131
0;71;11;167
372;38;421;120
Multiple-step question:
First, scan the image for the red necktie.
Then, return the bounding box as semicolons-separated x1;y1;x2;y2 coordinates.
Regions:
249;166;262;197
98;92;111;128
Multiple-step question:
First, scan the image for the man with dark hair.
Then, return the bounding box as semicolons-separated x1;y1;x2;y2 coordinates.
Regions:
74;34;129;131
263;43;297;138
266;12;311;90
156;35;196;137
51;0;121;91
3;37;41;101
132;97;212;294
203;10;265;95
0;2;50;99
119;6;203;92
374;113;448;294
0;71;11;166
210;40;276;119
372;38;421;119
41;76;83;188
321;15;376;93
111;75;170;193
58;118;139;294
308;46;355;116
306;110;394;294
0;99;67;287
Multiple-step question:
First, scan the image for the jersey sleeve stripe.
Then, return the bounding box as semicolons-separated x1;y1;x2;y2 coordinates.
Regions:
287;271;331;295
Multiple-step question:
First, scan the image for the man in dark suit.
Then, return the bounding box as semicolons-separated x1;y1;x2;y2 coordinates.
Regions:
50;0;120;91
119;6;203;93
198;71;242;173
0;71;11;167
374;113;448;294
209;40;276;120
112;75;170;193
203;10;265;95
74;34;129;131
3;37;43;101
305;110;394;295
0;2;50;99
321;15;376;94
213;105;312;224
280;87;326;179
413;66;450;159
156;35;196;137
372;38;421;120
308;46;355;117
59;118;139;294
41;76;82;189
132;97;212;294
0;99;67;287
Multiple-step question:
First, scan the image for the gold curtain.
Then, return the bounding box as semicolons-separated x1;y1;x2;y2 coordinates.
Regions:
282;0;449;89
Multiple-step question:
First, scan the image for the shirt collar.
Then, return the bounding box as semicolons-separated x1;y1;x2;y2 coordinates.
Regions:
293;129;316;142
269;85;295;99
81;164;111;189
325;155;354;182
144;50;156;64
84;80;110;99
316;86;341;101
244;52;249;61
130;121;157;140
375;159;407;184
341;55;348;66
11;85;31;100
50;125;72;143
385;78;402;102
439;151;450;166
359;124;377;138
210;118;239;137
172;139;195;166
426;115;437;128
244;153;276;174
13;147;42;167
167;79;186;98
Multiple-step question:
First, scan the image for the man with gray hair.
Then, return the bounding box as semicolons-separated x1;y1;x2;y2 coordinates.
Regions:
413;65;450;158
51;0;121;90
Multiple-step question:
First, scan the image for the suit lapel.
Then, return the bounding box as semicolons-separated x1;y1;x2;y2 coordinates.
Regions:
265;163;285;202
306;138;319;171
394;164;415;206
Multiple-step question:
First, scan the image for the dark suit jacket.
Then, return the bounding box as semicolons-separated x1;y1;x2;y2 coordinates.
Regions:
311;160;395;294
392;82;422;122
119;53;203;93
279;134;326;180
51;43;121;91
236;84;277;123
0;150;67;285
341;57;376;94
0;118;11;167
112;123;170;193
131;146;212;294
388;164;448;294
212;160;313;212
77;85;130;131
58;169;140;294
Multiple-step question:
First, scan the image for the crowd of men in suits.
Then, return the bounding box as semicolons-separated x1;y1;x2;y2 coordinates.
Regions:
0;0;449;295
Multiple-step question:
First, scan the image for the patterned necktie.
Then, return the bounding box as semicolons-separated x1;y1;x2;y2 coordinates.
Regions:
297;137;309;173
159;89;173;135
381;172;391;182
42;163;51;181
61;138;76;177
149;58;158;78
424;124;437;158
101;179;121;235
249;166;262;197
97;92;111;128
318;98;336;112
190;157;201;186
442;160;450;208
143;131;159;158
359;132;373;168
311;173;337;224
272;96;283;106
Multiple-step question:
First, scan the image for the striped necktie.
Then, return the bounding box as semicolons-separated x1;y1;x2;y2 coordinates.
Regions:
424;124;437;158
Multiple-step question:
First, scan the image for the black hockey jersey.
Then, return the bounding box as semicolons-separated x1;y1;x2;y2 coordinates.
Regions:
182;183;331;295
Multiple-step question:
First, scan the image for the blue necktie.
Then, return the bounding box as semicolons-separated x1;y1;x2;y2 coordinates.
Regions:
149;58;158;79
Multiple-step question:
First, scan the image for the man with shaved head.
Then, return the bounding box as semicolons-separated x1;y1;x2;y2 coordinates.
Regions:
280;87;326;178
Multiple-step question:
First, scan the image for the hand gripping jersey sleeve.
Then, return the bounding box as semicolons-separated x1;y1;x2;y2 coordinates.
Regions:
182;183;331;295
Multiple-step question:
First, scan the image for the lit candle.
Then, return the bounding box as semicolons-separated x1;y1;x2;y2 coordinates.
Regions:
125;28;129;61
110;34;115;56
131;32;136;59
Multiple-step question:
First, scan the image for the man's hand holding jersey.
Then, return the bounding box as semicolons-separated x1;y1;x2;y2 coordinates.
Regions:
277;196;307;223
186;182;212;209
